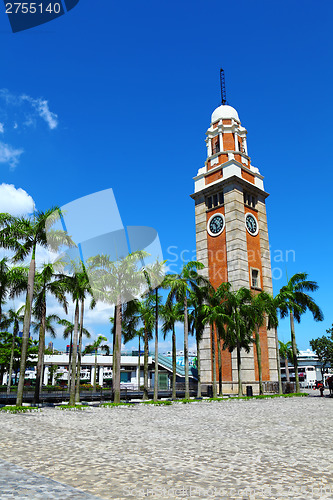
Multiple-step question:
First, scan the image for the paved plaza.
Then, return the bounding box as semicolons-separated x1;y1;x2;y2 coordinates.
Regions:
0;395;332;499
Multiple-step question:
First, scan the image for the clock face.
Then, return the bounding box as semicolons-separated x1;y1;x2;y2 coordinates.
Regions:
207;214;225;237
245;213;259;236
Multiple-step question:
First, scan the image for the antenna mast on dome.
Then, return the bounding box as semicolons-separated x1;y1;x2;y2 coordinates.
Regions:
220;68;228;105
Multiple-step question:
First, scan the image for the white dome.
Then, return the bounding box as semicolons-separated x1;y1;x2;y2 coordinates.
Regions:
211;105;240;123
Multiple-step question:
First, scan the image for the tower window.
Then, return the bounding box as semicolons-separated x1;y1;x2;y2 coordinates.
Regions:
212;136;220;155
206;191;224;210
251;268;261;289
243;191;257;209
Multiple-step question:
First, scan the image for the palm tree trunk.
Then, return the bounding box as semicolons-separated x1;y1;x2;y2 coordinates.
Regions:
7;324;18;395
217;336;223;396
196;332;201;398
113;305;117;352
237;343;242;397
34;305;46;404
137;334;141;390
113;297;122;404
39;359;44;391
16;254;36;406
143;324;149;400
275;327;283;395
154;288;159;402
184;295;189;399
75;300;84;403
289;311;300;392
93;352;97;391
255;325;263;395
172;327;177;400
211;326;217;398
67;332;73;393
285;357;290;382
69;300;80;405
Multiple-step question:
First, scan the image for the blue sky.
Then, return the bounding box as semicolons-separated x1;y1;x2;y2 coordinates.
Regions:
0;0;332;351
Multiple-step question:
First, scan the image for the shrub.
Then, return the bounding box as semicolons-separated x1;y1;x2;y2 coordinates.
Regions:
0;406;40;413
56;405;88;411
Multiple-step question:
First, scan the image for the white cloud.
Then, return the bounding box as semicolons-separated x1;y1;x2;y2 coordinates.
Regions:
35;99;58;130
0;122;4;133
84;301;114;325
0;89;59;131
0;142;24;169
0;183;35;216
21;95;58;130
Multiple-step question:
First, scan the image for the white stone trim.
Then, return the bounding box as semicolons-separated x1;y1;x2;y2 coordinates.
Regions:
234;133;239;151
219;131;223;152
255;177;264;190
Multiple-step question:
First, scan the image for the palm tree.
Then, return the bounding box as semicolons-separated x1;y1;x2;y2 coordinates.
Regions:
75;286;95;403
87;251;149;404
0;209;74;406
0;330;20;384
277;272;323;393
0;258;27;324
201;285;230;398
188;301;204;398
58;317;91;391
217;283;255;397
250;291;278;395
62;260;94;405
32;314;61;391
83;335;110;391
32;263;68;403
160;302;183;400
121;312;144;390
123;294;155;399
165;261;208;399
266;294;283;395
278;340;294;383
144;260;166;402
1;306;25;395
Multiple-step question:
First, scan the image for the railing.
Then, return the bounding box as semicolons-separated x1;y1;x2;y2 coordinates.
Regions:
262;381;296;394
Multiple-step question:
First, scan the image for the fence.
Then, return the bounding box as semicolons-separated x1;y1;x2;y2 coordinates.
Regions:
262;381;296;394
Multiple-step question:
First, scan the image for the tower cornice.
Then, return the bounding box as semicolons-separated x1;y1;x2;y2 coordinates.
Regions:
192;159;266;196
190;174;269;201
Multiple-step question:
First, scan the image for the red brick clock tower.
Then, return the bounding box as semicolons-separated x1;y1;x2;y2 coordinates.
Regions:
191;99;278;394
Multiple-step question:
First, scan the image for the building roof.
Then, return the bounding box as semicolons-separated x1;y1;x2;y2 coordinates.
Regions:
152;354;197;379
211;104;240;123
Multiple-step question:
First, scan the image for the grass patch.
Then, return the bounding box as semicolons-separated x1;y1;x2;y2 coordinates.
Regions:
84;393;310;410
141;400;172;406
0;406;40;413
100;402;135;408
56;404;88;411
230;393;309;401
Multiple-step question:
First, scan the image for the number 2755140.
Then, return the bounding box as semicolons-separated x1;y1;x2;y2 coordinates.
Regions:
5;3;62;14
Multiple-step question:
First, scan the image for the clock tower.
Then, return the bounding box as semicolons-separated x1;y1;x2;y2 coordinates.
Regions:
191;100;278;394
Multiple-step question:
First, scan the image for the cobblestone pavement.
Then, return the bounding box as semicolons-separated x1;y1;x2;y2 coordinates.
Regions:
0;396;332;499
0;458;102;499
